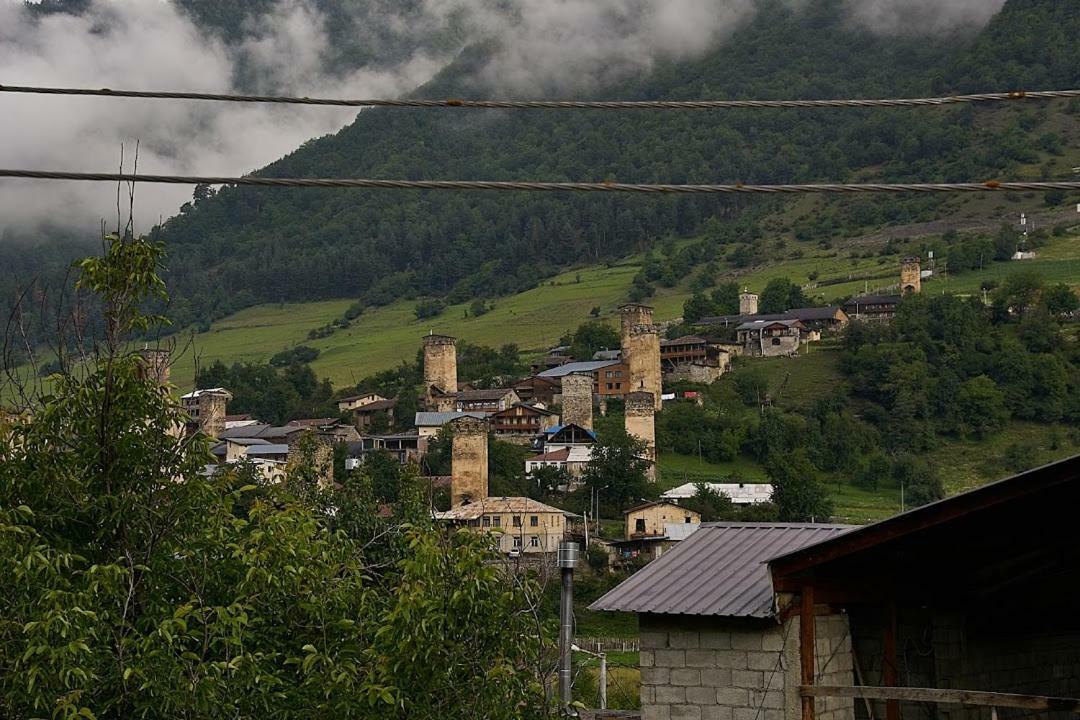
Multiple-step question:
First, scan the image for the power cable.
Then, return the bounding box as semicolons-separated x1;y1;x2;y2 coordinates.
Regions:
2;169;1079;195
2;84;1079;110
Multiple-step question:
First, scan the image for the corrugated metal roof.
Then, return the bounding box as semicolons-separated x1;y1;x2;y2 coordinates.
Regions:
413;411;489;426
589;522;852;618
246;444;290;455
538;360;620;378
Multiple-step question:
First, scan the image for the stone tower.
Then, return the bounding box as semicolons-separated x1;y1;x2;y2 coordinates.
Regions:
625;391;657;482
450;415;488;507
624;324;663;411
620;303;654;337
739;291;759;316
422;334;458;411
185;389;231;439
900;257;922;295
560;372;594;431
137;347;171;386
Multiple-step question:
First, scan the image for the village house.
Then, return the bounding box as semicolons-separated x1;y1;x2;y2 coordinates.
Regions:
524;445;594;479
530;345;575;373
455;388;520;413
842;294;901;322
538;360;632;400
698;307;848;335
541;423;597;451
661;335;736;384
208;438;290;484
737;319;805;357
181;387;233;438
624;501;701;539
512;375;561;406
592;522;855;720
223;413;258;430
435;496;571;555
343;432;426;468
348;398;397;431
414;411;489;438
489;403;559;442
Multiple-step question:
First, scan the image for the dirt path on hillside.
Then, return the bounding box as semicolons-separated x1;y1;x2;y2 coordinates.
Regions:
847;206;1080;246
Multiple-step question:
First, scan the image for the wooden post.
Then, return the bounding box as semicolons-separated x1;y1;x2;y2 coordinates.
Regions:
883;603;899;720
801;585;816;720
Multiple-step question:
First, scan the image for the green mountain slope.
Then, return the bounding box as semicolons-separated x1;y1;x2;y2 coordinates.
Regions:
151;0;1080;328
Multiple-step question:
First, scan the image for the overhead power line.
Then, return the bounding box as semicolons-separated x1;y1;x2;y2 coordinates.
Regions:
2;84;1080;110
3;169;1079;194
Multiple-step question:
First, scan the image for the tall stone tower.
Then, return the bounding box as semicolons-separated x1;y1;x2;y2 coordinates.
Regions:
422;334;458;411
184;389;231;439
450;416;488;507
560;372;594;431
739;291;759;316
900;257;922;295
137;347;171;386
625;391;657;482
620;303;654;338
619;303;661;410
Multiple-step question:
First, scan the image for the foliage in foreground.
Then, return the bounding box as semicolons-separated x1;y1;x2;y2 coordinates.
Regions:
0;236;550;720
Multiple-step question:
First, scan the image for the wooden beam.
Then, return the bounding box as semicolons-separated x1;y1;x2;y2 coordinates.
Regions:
800;585;816;720
883;603;898;720
800;686;1080;713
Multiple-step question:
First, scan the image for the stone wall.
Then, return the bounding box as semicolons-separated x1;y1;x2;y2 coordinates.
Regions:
196;393;228;439
739;293;759;316
625;325;663;410
900;257;922;295
137;348;171;385
450;415;488;506
621;303;655;336
624;391;656;482
422;334;458;410
561;372;595;430
640;614;854;720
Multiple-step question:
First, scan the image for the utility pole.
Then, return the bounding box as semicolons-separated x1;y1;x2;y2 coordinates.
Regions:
558;542;579;709
572;644;608;709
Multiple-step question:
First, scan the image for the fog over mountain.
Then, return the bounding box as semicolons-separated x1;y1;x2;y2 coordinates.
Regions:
0;0;1006;232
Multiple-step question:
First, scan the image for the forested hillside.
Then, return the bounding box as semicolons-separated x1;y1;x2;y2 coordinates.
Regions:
149;0;1080;328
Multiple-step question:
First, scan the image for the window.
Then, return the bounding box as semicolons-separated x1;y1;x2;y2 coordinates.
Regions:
614;371;623;378
635;518;646;533
606;383;614;390
772;337;781;345
530;515;539;527
513;516;522;527
513;536;523;548
482;516;491;527
615;383;622;390
493;516;501;527
530;536;540;547
685;516;692;523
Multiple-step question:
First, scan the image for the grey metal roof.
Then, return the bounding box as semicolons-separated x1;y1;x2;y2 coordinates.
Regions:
414;411;489;426
589;522;852;618
246;444;290;456
538;360;620;378
736;319;802;331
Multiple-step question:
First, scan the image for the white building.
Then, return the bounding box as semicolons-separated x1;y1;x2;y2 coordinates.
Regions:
661;482;774;505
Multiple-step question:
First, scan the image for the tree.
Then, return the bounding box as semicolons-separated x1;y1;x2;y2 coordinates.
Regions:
892;454;944;508
680;483;734;521
0;235;550;720
581;429;651;512
767;450;834;522
1043;283;1079;316
566;320;620;362
954;375;1008;439
759;277;807;314
683;293;714;323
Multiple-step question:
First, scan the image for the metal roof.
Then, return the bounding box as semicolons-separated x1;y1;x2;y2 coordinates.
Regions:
589;522;852;618
414;411;489;426
538;360;620;378
246;444;290;455
736;319;803;331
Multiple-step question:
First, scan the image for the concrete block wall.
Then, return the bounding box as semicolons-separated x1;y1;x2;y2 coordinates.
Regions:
640;614;854;720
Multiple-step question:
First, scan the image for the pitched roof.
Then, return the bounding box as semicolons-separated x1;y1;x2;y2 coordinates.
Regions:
286;418;340;427
414;411;489;426
590;522;852;618
538;360;620;378
843;294;901;306
544;423;598;440
181;387;232;400
434;496;569;520
736;319;803;331
623;500;697;515
662;483;774;505
527;448;572;463
246;444;290;456
457;388;516;402
353;398;397;412
492;403;557;417
661;335;707;347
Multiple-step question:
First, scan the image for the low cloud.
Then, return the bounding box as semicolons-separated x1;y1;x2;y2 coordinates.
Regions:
843;0;1006;35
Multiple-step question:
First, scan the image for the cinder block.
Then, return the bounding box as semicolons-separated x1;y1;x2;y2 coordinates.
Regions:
672;669;701;687
761;633;787;652
733;707;758;720
645;705;671;720
686;650;717;668
714;650;748;669
641;650;655;668
732;669;764;688
657;686;687;705
657;650;687;668
750;690;785;709
746;651;780;671
702;706;734;720
700;631;734;650
687;686;718;705
731;633;763;651
646;667;672;686
700;668;733;687
716;687;750;706
641;687;656;705
670;631;702;649
672;705;703;720
642;630;670;649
